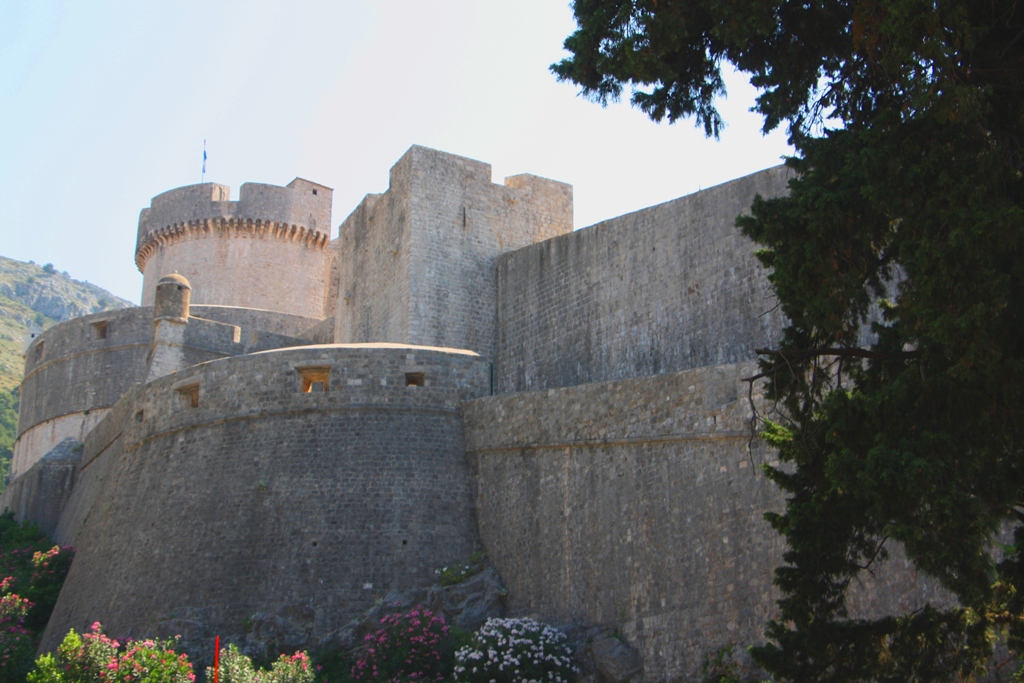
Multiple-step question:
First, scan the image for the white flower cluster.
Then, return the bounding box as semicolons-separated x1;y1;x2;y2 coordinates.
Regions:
453;617;576;683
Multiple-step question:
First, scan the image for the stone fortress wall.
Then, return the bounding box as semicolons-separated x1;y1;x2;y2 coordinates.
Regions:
463;364;946;677
136;178;334;318
13;307;154;479
39;343;490;653
12;303;325;479
495;166;790;393
2;145;942;682
335;146;573;360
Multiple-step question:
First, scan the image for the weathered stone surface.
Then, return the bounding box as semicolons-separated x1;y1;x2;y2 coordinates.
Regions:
148;568;507;666
334;145;572;360
40;344;490;656
495;166;792;393
589;637;644;683
0;437;80;536
465;361;952;682
9;149;954;683
136;179;334;319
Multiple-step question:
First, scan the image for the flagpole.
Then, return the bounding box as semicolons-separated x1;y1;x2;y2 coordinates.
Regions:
202;139;207;183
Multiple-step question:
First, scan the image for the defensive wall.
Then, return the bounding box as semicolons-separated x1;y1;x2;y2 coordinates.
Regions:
13;307;154;479
136;179;334;319
1;438;81;539
3;146;956;681
335;146;573;359
40;343;490;652
464;362;952;681
10;304;324;480
495;166;790;393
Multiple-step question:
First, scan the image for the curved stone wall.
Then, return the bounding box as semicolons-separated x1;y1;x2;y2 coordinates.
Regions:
135;179;334;318
140;232;331;319
18;307;153;439
41;344;489;651
10;411;108;479
15;305;330;479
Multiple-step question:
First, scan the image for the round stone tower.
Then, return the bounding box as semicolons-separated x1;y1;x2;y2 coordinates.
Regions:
135;178;334;319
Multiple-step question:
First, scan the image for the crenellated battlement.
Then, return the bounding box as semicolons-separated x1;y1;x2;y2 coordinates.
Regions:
135;179;333;272
135;178;335;318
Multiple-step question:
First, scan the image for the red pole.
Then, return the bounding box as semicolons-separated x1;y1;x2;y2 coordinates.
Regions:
213;636;220;683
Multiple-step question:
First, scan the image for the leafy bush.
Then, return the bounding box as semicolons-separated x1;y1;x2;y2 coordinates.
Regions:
28;623;194;683
351;607;449;683
207;644;313;683
0;514;75;682
0;590;35;683
106;638;194;683
207;644;255;683
28;623;120;683
453;618;574;683
24;545;75;631
258;652;314;683
310;649;354;683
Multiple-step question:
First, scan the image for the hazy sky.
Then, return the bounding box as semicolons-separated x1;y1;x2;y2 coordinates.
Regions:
0;1;791;304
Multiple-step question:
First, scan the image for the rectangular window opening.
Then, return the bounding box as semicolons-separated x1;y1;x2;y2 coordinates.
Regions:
298;367;330;393
34;342;44;362
91;321;108;340
176;384;200;409
405;372;425;387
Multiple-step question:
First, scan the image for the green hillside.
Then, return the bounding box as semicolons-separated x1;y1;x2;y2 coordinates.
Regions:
0;256;134;488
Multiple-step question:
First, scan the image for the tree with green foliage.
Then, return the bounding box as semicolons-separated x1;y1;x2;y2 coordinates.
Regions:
554;1;1024;680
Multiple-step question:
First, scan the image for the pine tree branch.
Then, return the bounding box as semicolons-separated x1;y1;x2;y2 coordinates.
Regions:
754;347;923;361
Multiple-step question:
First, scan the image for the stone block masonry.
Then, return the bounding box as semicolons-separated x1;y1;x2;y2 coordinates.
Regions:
136;179;334;318
496;166;792;393
464;362;951;681
335;146;572;360
14;307;155;479
5;146;953;681
40;344;490;654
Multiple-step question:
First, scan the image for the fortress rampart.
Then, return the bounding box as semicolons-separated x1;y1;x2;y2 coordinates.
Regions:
41;343;489;652
335;146;572;359
14;308;154;478
2;146;947;682
136;179;334;318
464;362;950;679
495;166;790;393
14;304;323;478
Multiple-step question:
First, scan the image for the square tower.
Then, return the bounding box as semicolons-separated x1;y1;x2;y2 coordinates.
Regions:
334;146;572;359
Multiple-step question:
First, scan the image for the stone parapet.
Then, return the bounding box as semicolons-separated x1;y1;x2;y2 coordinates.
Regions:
135;179;333;269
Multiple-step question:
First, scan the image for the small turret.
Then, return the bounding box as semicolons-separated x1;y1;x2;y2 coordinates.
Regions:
153;273;191;322
147;274;192;381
